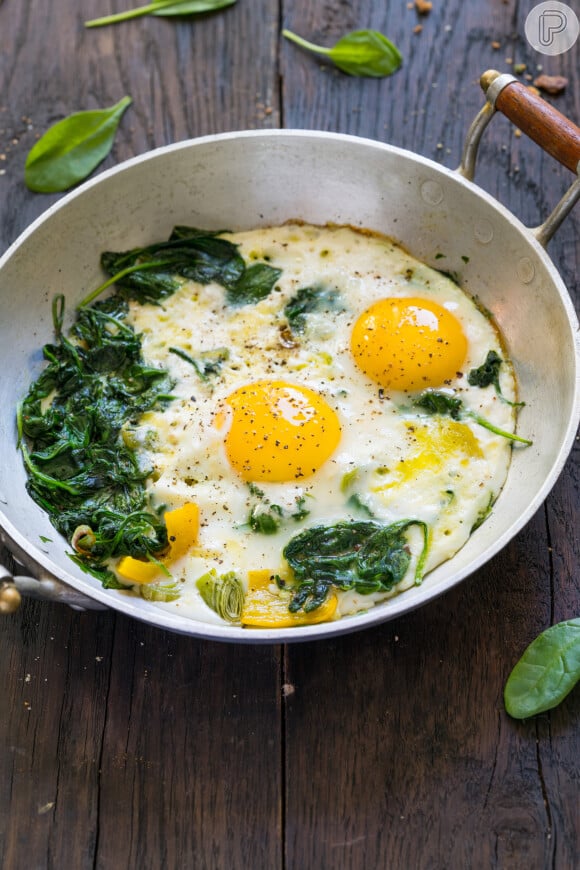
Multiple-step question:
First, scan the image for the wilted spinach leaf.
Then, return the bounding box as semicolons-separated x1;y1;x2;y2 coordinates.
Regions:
226;263;282;306
412;390;532;445
468;350;524;407
284;284;345;334
80;226;281;309
283;518;429;612
17;294;174;580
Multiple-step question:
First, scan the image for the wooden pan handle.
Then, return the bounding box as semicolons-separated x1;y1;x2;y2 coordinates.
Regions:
481;70;580;174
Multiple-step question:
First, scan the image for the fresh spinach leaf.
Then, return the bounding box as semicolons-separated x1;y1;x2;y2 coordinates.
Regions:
282;29;402;78
85;0;236;28
25;97;132;194
504;619;580;718
468;350;524;407
283;518;429;612
413;390;532;446
284;284;345;334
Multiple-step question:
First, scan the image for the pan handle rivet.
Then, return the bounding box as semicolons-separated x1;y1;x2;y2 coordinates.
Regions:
420;179;444;205
517;257;535;284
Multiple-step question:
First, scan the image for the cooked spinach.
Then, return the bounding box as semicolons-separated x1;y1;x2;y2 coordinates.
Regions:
247;484;310;534
282;29;402;78
249;502;284;535
468;350;524;407
504;618;580;718
283;518;429;613
25;97;132;194
413;391;532;446
18;293;174;582
226;263;282;306
284;284;344;334
346;493;375;517
169;345;229;381
80;228;245;307
470;492;495;532
80;226;281;309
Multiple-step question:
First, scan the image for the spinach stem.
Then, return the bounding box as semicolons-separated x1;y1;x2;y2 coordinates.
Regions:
85;2;166;27
282;29;331;57
18;428;80;496
469;412;533;446
78;259;173;308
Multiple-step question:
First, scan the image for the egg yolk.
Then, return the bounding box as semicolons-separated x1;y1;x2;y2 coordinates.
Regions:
219;380;341;482
374;419;483;493
350;296;468;391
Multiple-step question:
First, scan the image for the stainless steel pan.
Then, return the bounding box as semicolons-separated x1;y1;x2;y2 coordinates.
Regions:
1;72;579;641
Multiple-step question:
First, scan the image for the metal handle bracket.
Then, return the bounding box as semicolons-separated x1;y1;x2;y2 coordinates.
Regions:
0;563;108;613
458;69;580;246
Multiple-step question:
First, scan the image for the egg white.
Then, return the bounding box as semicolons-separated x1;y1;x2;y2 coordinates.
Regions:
123;223;520;623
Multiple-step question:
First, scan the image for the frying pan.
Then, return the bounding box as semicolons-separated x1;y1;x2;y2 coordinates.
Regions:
1;71;579;642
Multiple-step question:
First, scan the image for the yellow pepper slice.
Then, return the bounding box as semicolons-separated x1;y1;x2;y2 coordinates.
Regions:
241;569;338;628
117;556;162;584
164;502;200;560
117;503;200;584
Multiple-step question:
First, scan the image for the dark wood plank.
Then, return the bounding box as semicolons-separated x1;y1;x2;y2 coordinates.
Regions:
0;2;284;868
0;599;114;869
94;622;283;870
281;0;580;867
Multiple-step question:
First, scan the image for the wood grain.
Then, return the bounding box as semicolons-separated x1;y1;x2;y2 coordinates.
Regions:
1;0;579;867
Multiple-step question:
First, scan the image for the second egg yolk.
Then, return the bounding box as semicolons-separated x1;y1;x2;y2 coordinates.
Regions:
219;380;341;482
350;296;468;391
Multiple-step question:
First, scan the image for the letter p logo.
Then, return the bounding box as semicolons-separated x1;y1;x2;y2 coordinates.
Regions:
539;10;567;45
525;2;579;54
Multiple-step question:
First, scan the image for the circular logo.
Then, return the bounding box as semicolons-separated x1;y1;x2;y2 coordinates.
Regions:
525;2;580;55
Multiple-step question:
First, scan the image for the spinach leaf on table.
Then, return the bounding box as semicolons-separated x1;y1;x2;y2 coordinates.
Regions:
25;97;132;194
282;29;402;78
85;0;236;28
504;619;580;718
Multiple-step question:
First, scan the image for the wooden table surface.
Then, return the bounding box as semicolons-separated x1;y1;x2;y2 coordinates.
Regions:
1;1;579;867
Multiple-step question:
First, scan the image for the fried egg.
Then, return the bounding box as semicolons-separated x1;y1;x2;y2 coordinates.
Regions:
121;223;523;626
